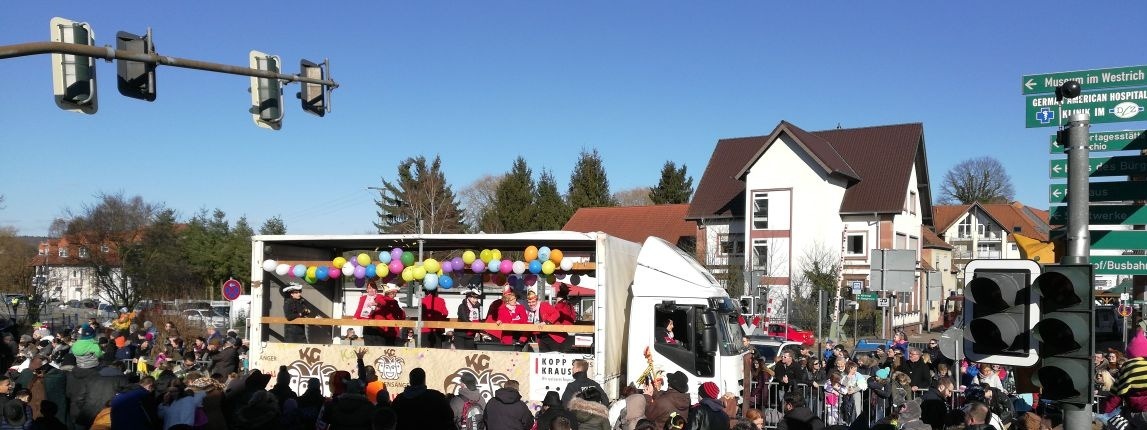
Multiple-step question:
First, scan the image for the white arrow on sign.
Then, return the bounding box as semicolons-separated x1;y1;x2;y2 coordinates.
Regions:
1052;164;1063;174
1052;188;1064;198
1025;78;1037;91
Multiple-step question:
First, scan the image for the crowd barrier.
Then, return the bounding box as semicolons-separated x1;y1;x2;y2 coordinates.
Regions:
746;381;966;429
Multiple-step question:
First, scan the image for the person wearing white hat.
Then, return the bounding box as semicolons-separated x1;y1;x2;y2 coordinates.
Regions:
282;283;310;343
378;283;404;346
452;288;483;350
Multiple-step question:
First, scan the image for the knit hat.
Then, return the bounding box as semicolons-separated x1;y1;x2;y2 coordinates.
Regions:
699;381;720;399
900;399;922;421
876;367;891;379
667;371;688;393
1128;329;1147;358
460;373;478;390
79;325;96;340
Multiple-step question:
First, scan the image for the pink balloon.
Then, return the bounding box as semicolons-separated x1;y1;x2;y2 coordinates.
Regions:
471;260;486;273
499;259;513;274
328;266;341;279
389;260;404;275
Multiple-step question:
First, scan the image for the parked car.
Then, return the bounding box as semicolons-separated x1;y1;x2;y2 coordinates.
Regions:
852;338;894;360
746;335;804;362
182;309;226;328
764;322;816;346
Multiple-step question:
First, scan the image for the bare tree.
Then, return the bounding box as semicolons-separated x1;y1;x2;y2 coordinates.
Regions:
940;156;1015;204
458;174;505;233
63;192;161;309
0;226;39;321
612;187;652;206
787;242;842;338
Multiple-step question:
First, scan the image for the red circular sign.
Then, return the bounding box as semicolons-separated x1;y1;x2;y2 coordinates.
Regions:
222;279;243;301
1119;305;1133;318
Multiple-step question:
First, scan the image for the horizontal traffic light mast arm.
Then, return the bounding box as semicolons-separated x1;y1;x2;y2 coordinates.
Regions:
0;41;338;88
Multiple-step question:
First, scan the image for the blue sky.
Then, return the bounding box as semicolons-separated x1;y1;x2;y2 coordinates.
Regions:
2;2;1144;236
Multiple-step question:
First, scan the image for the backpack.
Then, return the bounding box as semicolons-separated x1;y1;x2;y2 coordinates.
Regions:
459;398;484;430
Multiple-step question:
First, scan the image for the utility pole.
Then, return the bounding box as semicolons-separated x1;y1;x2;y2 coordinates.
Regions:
1060;107;1092;430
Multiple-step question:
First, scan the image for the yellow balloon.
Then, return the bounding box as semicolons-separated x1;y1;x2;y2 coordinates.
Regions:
333;256;348;268
401;267;414;282
541;260;556;275
306;266;318;279
550;249;564;264
376;263;389;278
356;253;372;266
524;246;538;261
480;249;492;263
463;250;476;264
424;258;440;274
491;249;502;262
413;265;427;280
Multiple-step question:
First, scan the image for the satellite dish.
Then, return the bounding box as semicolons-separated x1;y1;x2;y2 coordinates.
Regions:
939;325;962;361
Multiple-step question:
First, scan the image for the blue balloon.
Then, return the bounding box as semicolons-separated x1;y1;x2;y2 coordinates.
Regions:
439;274;454;289
293;264;307;278
538;246;551;262
365;264;377;279
378;252;392;264
424;274;439;291
488;260;500;272
529;260;542;274
316;266;329;281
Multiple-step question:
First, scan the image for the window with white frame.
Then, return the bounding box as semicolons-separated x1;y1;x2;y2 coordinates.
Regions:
717;234;744;256
100;244;110;253
845;233;865;256
78;247;89;258
752;239;768;270
958;217;972;238
895;233;908;249
752;192;769;229
909;191;917;214
58;248;68;258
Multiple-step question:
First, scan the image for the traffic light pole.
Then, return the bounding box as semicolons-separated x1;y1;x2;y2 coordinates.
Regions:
0;41;338;88
1060;111;1092;430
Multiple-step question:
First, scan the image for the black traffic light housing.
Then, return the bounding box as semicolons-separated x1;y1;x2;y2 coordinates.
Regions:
115;30;157;101
298;59;329;117
1032;264;1094;405
962;259;1039;366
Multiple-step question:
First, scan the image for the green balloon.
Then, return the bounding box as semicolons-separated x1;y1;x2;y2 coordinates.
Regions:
401;251;416;266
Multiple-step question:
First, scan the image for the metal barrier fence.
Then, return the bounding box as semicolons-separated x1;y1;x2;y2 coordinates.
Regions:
747;381;966;429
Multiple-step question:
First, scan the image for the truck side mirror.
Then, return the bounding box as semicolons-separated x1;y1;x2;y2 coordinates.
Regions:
702;326;719;353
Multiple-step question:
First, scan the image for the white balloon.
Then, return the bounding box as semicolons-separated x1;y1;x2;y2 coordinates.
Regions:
512;261;526;275
560;257;574;271
342;262;355;277
262;259;278;272
275;264;291;276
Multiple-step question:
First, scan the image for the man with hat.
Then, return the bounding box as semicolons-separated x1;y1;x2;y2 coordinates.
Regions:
282;283;311;343
453;288;484;350
449;372;486;428
686;381;730;430
209;336;239;377
646;371;691;429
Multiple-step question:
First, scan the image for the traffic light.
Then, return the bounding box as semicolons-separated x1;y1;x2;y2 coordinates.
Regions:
49;17;97;114
298;59;328;117
249;50;283;130
1032;264;1094;404
115;30;156;101
962;259;1039;366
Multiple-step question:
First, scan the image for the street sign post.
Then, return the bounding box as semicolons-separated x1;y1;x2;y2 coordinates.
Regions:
1049;155;1147;178
858;292;878;301
1049;182;1147;203
222;278;242;301
1023;65;1147;95
1050;129;1147;153
1027;88;1147;128
1050;205;1147;225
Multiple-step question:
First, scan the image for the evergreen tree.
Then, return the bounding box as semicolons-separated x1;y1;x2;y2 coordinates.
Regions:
533;169;572;230
258;216;287;235
373;155;467;234
567;148;615;210
183;209;237;297
490;157;537;233
649;161;694;204
129;209;193;302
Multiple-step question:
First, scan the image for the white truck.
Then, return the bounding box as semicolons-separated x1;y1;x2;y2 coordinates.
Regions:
247;231;749;405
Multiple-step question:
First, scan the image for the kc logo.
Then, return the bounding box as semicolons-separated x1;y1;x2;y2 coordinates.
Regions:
374;349;406;381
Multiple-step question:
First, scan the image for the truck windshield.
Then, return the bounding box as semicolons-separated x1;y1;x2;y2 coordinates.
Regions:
719;312;747;356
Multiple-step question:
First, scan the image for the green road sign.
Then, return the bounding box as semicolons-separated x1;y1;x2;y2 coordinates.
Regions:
1092;255;1147;275
1026;88;1147;128
1050;129;1147;153
857;292;878;301
1023;65;1147;95
1049;155;1147;178
1051;205;1147;225
1092;231;1147;250
1049;182;1147;203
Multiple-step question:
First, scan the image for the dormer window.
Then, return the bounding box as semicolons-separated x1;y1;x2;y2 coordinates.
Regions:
58;248;68;258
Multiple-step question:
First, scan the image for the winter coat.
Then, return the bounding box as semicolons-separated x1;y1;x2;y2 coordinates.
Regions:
209;346;239;377
158;390;206;429
449;387;488;428
391;385;454;430
421;295;448;335
776;406;825;430
484;387;534;430
320;393;375;429
568;397;611;430
541;299;577;344
109;385;160;430
685;398;729;430
918;388;949;430
645;389;690;430
897;359;931;390
536;407;579;430
618;393;650;430
561;372;608;407
66;366;126;428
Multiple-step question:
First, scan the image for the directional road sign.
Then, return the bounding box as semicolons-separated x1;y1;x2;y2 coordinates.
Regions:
1049;182;1147;203
1027;88;1147;128
1091;231;1147;250
1092;256;1147;275
1049;155;1147;178
1050;129;1147;153
1023;65;1147;95
1051;205;1147;225
857;292;878;301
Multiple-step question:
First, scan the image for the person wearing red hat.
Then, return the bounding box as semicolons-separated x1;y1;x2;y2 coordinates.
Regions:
495;288;528;345
686;381;730;430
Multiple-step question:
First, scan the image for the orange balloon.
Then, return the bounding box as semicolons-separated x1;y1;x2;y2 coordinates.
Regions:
550;249;564;264
524;245;539;262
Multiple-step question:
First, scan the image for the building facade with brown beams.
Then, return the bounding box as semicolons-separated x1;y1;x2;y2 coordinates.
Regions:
29;237;122;305
687;121;938;334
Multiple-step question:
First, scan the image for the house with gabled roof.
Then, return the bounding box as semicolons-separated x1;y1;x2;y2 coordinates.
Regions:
687;121;936;334
562;204;696;250
29;236;123;304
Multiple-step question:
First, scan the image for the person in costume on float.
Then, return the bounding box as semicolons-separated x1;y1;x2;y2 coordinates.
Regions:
282;283;311;343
